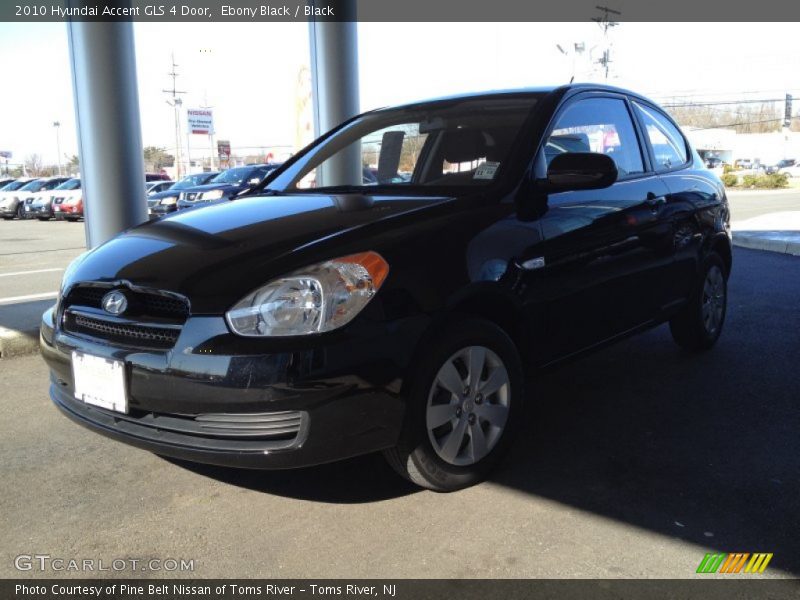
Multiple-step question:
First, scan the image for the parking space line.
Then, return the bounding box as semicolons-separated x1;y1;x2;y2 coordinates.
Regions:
0;268;63;278
0;292;58;305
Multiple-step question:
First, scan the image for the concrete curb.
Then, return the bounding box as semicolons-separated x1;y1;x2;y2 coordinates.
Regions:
0;327;40;359
732;232;800;256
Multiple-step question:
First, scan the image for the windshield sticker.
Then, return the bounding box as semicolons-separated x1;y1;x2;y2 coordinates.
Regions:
474;161;500;180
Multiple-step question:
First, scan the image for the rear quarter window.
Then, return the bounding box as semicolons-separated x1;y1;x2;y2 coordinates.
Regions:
634;102;689;172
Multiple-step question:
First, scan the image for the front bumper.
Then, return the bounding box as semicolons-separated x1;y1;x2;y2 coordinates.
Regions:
41;307;426;469
27;205;53;218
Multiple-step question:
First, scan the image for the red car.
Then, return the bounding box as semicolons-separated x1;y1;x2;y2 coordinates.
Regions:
52;180;83;221
145;172;171;182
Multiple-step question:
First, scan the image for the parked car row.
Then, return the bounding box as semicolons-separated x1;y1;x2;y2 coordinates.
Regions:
0;176;79;220
147;164;280;217
0;164;283;224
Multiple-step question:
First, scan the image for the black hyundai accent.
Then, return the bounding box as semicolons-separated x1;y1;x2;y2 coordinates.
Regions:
42;84;731;491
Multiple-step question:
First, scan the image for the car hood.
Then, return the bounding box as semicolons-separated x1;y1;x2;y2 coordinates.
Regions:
181;182;243;194
148;188;181;200
67;193;453;313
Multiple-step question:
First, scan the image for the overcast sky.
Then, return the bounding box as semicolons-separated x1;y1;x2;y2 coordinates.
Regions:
1;22;799;165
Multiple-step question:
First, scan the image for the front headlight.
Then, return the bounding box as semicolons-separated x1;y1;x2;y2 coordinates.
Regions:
201;189;224;200
225;252;389;337
160;196;178;205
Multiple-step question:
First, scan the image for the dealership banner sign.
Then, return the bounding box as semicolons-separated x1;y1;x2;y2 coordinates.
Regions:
187;109;213;135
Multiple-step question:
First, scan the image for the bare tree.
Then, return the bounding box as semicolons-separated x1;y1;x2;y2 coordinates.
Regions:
24;153;45;176
668;103;782;134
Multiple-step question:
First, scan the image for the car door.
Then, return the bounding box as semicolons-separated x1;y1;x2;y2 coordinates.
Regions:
631;100;722;304
516;93;675;362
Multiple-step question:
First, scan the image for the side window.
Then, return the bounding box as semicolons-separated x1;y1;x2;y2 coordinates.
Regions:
545;97;644;178
634;102;689;171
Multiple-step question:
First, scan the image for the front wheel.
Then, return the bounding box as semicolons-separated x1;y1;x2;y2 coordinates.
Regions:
384;318;524;492
670;253;728;352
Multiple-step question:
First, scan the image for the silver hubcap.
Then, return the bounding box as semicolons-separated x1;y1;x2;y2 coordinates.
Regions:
426;345;510;466
702;265;725;335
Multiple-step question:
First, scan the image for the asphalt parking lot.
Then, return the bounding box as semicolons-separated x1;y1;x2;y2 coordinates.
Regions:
1;235;799;578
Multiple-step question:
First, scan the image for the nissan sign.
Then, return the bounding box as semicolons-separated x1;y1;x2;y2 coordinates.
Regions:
187;109;214;135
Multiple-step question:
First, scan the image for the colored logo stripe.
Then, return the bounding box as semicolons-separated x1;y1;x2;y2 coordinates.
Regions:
697;553;773;574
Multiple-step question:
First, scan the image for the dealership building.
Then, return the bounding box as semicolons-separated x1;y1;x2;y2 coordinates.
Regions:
686;127;800;165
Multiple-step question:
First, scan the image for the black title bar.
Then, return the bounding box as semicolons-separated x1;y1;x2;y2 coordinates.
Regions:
4;579;800;600
3;0;800;22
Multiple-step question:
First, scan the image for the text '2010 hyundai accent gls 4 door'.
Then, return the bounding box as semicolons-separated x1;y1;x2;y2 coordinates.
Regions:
42;85;731;491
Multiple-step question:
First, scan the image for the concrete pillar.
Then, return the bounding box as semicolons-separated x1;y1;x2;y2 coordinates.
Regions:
67;16;147;248
308;0;361;187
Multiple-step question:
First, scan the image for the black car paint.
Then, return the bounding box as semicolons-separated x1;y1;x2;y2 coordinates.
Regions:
42;85;731;470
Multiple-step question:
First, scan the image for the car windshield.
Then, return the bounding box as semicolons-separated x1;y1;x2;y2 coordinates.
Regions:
173;172;215;189
210;167;254;184
55;178;81;191
1;180;27;191
267;95;541;194
19;180;44;192
41;179;66;190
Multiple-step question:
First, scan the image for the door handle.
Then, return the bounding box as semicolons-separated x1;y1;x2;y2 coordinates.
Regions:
645;192;667;210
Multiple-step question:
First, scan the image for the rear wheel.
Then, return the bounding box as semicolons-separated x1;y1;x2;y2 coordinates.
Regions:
37;217;49;221
670;253;727;351
384;318;524;491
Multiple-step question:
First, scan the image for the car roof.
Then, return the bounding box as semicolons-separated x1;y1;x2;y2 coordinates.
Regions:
375;83;661;112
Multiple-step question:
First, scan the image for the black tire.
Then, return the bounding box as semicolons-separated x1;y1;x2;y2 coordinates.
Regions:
384;317;524;492
37;217;49;221
669;252;728;352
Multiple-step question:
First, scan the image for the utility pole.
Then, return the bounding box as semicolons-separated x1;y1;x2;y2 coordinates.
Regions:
556;42;586;83
163;53;186;178
53;121;62;176
592;5;620;80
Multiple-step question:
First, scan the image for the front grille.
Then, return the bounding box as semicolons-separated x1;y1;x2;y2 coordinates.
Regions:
132;410;306;441
66;285;189;321
58;390;308;451
65;312;180;350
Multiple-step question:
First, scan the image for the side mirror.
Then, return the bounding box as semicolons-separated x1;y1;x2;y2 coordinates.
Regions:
543;152;618;192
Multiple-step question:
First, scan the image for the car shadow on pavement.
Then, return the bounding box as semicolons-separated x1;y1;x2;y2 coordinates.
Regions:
171;249;800;574
493;248;800;577
164;451;420;504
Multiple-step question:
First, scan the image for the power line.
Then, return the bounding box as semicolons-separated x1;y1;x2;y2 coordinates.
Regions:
663;98;786;108
690;117;788;131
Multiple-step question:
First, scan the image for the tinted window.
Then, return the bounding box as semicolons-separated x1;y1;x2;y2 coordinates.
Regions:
211;167;253;184
40;179;67;191
546;97;644;177
55;178;81;191
268;96;541;192
1;180;26;191
634;102;689;171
